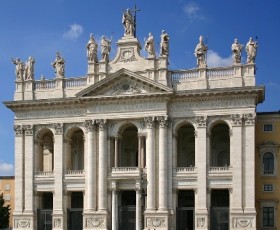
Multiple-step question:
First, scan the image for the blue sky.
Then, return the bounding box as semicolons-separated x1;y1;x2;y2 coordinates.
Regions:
0;0;280;175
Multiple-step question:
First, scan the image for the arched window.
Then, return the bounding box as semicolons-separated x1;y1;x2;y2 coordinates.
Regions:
210;123;230;167
42;132;54;172
177;124;195;167
119;125;138;167
263;152;274;175
70;130;84;170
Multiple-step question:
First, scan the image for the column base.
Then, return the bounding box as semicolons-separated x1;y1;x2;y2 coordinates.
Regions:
144;210;172;230
231;212;256;229
13;213;35;230
83;211;108;229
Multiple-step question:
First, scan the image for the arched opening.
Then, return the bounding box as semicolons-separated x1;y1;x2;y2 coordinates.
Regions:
210;123;230;167
37;130;54;172
177;124;195;167
69;129;84;170
119;125;138;167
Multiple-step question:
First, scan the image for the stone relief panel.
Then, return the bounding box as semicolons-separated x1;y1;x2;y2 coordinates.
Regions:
197;217;206;227
233;217;253;228
86;218;105;228
146;217;167;228
14;218;31;228
53;218;62;228
116;48;137;63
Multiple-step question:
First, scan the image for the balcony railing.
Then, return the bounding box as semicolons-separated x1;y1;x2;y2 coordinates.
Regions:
35;171;54;176
111;167;142;177
209;166;230;171
263;170;274;175
65;169;85;175
176;167;196;172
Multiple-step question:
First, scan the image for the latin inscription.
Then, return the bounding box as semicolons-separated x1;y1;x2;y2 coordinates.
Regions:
16;109;87;119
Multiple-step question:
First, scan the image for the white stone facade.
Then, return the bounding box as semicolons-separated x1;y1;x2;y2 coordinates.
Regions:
5;19;264;230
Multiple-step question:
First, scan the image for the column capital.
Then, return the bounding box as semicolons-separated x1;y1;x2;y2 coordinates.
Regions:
231;114;243;126
53;123;63;135
157;116;169;128
14;125;23;136
23;124;33;136
96;119;107;131
195;115;207;127
144;116;156;129
84;120;96;132
244;113;256;125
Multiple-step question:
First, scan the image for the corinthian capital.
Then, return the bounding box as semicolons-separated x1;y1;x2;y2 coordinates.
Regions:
53;123;63;135
157;116;169;128
144;116;156;129
14;125;23;136
23;124;33;135
84;120;96;132
231;114;243;126
195;115;207;127
244;113;256;125
96;119;107;131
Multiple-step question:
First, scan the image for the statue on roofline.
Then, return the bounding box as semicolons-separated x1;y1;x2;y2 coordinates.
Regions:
11;57;25;80
246;37;258;64
25;56;35;80
101;35;112;62
231;38;243;64
86;33;98;63
122;8;135;37
160;30;169;57
194;35;207;68
52;52;65;78
145;32;155;58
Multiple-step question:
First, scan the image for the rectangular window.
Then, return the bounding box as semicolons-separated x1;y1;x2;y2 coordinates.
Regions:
263;207;274;227
263;124;273;132
264;184;273;192
3;194;11;201
4;184;10;191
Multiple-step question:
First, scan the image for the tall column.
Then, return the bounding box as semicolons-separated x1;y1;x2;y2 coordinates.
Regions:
158;116;168;211
138;135;142;168
195;116;208;229
136;183;142;230
244;113;256;214
111;182;118;230
144;116;156;211
230;114;243;212
23;125;34;215
84;120;97;211
114;136;119;167
13;125;24;216
53;123;64;230
97;119;108;211
168;121;173;211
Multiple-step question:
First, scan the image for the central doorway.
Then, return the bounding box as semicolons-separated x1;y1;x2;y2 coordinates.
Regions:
177;190;195;230
119;190;136;230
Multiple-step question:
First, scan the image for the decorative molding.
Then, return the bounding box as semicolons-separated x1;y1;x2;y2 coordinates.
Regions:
244;113;256;125
146;217;167;228
195;115;207;127
86;218;105;228
53;123;63;135
14;125;23;135
231;114;243;126
14;218;31;228
117;48;137;63
53;218;62;228
233;217;253;227
23;124;33;135
197;217;206;227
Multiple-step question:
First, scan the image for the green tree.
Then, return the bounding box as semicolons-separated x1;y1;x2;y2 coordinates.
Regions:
0;193;11;228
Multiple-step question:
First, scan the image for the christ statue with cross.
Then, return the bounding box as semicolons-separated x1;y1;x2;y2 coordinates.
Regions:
122;6;140;37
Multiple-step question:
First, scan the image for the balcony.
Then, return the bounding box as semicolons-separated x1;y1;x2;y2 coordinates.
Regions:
110;167;143;179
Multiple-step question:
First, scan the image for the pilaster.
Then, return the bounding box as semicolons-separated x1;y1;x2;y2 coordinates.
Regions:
53;123;64;230
195;115;209;230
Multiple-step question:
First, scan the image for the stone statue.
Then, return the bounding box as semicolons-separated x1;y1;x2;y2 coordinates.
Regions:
194;35;207;68
11;57;25;80
101;35;111;62
231;39;243;64
52;52;65;78
160;30;169;57
246;37;258;64
25;56;35;80
86;33;98;63
122;8;135;37
145;32;155;58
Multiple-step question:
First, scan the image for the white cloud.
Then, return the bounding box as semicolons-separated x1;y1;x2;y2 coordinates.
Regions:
0;161;14;176
63;24;83;40
183;2;204;20
207;50;232;67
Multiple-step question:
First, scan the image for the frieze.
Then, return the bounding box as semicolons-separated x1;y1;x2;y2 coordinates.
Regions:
89;101;166;114
16;109;87;119
146;217;167;228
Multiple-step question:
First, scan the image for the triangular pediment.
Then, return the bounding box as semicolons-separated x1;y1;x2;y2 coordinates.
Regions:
76;68;173;98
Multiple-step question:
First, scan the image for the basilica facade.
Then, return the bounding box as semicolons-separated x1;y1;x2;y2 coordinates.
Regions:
5;10;264;230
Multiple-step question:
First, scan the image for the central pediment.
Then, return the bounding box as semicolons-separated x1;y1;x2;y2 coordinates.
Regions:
76;68;173;98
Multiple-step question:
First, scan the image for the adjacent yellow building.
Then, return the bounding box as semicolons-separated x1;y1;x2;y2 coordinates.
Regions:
256;111;280;229
0;176;15;229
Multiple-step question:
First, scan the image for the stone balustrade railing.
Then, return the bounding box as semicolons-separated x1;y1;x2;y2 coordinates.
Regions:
65;169;85;175
176;167;196;172
171;69;199;81
64;77;87;88
35;79;56;90
112;167;140;172
206;67;234;78
209;166;231;171
35;170;54;176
